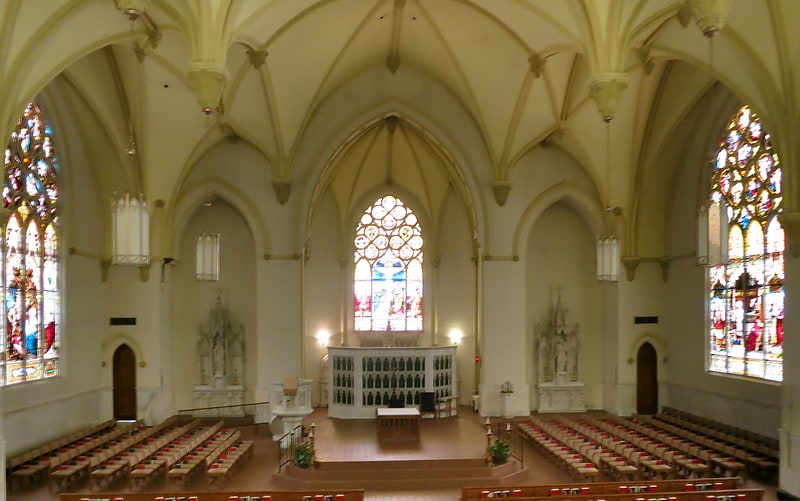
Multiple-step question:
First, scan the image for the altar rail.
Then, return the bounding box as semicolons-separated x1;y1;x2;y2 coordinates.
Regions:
177;402;270;430
60;488;365;501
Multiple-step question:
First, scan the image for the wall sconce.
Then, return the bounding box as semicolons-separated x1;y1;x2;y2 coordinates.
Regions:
448;329;463;345
112;192;149;266
316;329;331;347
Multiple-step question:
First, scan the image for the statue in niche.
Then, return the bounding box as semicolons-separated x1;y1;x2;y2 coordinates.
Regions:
198;331;212;385
537;288;580;383
197;290;245;387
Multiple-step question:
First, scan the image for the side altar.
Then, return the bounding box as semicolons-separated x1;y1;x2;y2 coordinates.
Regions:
193;294;245;413
536;291;585;412
327;345;457;419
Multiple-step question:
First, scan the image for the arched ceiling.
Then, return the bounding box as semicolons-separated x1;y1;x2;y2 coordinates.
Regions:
2;0;800;257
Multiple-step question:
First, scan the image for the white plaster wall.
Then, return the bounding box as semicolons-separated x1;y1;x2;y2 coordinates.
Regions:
526;202;604;410
661;98;781;438
170;199;256;410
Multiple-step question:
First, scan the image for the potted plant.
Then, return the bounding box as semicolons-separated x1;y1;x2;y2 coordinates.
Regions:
293;441;314;469
489;439;511;465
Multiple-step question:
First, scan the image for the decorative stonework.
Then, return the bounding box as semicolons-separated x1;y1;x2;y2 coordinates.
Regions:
194;292;244;411
536;289;585;412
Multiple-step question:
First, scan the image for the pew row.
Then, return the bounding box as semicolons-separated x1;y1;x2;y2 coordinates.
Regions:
59;488;366;501
461;477;742;501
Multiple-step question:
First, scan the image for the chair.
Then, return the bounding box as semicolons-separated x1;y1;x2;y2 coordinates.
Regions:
420;391;436;418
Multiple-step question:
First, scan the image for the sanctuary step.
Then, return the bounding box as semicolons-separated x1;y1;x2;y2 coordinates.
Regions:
273;458;529;490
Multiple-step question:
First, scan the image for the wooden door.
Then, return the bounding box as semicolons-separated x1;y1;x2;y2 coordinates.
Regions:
113;344;137;420
636;342;658;415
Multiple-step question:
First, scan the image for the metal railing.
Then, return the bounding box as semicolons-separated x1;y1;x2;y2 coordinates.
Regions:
277;423;315;472
177;401;270;432
486;419;525;466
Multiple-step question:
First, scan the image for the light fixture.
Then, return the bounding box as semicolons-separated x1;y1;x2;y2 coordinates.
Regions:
195;233;220;281
698;198;728;266
195;198;220;281
316;329;331;347
448;329;463;345
112;192;150;266
126;119;137;156
596;117;620;282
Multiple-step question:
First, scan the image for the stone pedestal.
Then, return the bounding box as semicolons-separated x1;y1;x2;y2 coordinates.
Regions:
537;380;586;413
193;385;245;415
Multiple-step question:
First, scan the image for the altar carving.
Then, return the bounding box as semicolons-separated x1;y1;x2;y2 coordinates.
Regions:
536;290;585;412
194;293;245;412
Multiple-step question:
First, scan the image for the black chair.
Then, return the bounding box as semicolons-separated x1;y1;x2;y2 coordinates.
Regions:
420;391;436;418
388;392;405;408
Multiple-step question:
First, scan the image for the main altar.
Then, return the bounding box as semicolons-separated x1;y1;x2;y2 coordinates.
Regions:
327;345;457;419
536;291;585;412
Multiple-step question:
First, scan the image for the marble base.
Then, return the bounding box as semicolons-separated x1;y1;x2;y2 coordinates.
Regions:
193;385;245;415
537;381;585;413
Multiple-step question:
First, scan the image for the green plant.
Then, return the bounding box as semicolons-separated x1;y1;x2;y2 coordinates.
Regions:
293;441;314;469
489;439;511;465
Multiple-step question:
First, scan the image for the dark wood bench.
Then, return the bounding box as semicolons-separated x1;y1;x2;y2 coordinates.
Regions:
461;477;742;501
60;488;366;501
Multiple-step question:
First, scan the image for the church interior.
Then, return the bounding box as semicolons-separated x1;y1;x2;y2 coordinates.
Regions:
1;0;800;499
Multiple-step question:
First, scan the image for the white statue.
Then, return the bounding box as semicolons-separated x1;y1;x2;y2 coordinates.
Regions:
198;331;212;385
196;291;245;387
538;289;580;383
213;338;225;377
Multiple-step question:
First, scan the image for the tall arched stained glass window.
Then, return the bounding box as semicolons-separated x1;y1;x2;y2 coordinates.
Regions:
707;105;783;382
354;195;423;332
1;102;60;385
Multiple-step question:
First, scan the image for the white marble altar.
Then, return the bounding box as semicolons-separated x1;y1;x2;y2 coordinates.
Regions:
536;290;585;412
193;293;245;412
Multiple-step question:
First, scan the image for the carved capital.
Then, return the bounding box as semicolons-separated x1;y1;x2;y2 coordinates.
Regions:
622;256;640;282
528;53;546;78
687;0;732;37
101;259;111;283
492;181;511;207
139;262;151;282
188;66;227;115
246;49;268;69
114;0;150;20
779;212;800;258
589;73;629;122
272;181;291;205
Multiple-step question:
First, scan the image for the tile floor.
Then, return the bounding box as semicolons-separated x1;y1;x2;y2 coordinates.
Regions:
7;407;779;501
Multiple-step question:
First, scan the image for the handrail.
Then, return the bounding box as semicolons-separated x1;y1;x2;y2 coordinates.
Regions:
278;424;307;472
177;401;271;432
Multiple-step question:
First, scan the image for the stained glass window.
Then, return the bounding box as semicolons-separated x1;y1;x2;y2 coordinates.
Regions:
707;105;783;382
354;195;423;332
1;102;60;385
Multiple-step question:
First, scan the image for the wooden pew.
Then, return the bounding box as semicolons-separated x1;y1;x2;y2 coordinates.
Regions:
59;488;366;501
459;488;763;501
461;477;742;501
7;418;117;492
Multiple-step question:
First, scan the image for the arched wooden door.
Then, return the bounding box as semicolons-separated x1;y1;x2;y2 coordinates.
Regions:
113;344;137;420
636;342;658;415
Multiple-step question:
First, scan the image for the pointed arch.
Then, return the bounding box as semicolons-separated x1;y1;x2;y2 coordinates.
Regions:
1;101;61;386
706;105;783;382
